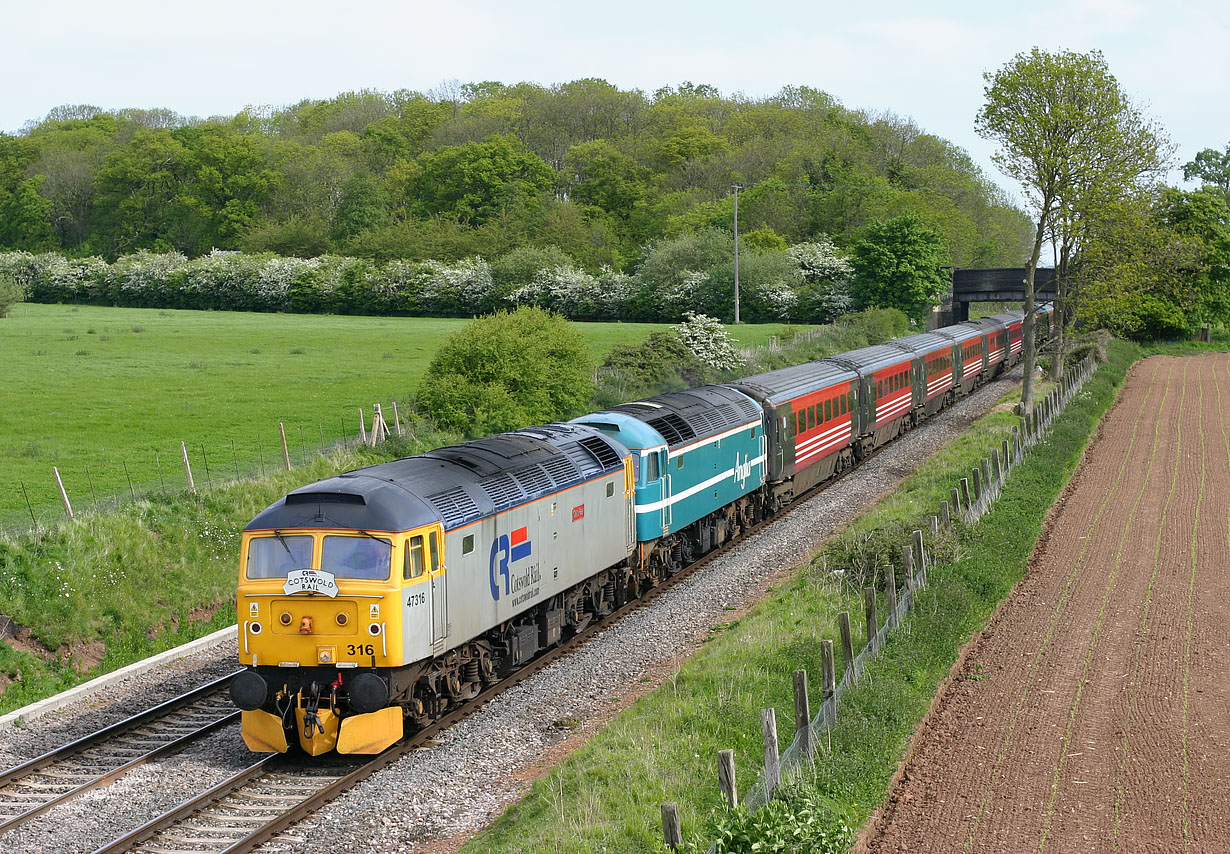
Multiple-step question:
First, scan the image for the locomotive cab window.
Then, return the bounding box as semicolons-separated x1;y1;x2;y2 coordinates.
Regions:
405;536;426;580
644;451;660;483
246;534;312;579
322;535;391;580
429;531;441;574
462;534;474;555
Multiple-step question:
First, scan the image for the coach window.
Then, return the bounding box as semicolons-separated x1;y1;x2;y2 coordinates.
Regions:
807;406;816;430
405;536;426;580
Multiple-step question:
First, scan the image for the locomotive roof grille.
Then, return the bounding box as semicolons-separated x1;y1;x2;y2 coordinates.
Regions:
647;412;696;446
563;442;604;477
577;436;621;470
541;454;581;487
512;464;553;496
481;472;524;511
425;486;481;528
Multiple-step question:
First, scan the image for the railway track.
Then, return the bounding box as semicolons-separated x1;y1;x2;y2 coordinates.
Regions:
0;672;240;838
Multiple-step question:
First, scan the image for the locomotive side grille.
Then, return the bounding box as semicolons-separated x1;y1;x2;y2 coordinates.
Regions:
576;436;621;471
511;464;553;497
481;473;525;511
541;455;581;488
425;487;481;529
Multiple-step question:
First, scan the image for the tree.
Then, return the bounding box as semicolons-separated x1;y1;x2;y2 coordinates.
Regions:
848;213;949;324
1183;144;1230;206
1074;192;1202;339
409;135;555;226
416;307;593;436
976;48;1168;409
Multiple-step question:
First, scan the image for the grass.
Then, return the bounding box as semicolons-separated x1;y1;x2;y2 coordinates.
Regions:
0;303;800;529
458;339;1142;853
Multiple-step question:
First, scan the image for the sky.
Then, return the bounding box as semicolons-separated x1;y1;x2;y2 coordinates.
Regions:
2;0;1226;203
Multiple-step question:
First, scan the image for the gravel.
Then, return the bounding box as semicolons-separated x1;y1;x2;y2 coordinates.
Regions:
0;372;1020;854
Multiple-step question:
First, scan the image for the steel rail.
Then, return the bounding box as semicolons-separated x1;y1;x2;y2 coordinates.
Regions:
0;672;242;837
0;670;241;788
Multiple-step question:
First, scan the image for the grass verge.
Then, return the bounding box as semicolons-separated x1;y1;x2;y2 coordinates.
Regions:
459;338;1141;854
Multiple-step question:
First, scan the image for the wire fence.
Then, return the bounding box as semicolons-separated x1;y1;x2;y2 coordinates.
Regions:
673;353;1099;853
3;401;413;535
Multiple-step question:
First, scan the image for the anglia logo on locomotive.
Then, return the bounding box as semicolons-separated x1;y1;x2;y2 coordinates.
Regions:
489;526;535;602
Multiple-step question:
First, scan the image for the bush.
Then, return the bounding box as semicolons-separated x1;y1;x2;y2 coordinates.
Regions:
416;306;594;436
686;786;854;854
0;270;25;317
490;245;575;297
594;330;717;407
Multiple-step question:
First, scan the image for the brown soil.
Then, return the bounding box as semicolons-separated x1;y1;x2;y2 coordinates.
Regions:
859;354;1230;853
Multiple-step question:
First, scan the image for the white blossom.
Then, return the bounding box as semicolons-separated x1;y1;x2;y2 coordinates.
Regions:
671;311;744;371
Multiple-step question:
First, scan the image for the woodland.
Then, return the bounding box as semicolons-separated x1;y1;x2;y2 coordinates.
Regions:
0;80;1033;269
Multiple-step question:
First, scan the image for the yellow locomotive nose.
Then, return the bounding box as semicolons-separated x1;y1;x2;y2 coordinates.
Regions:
299;616;314;634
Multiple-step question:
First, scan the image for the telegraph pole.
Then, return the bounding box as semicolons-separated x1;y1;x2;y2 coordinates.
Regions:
732;183;742;324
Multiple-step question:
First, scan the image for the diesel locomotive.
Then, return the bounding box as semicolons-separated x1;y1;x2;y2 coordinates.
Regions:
230;305;1053;755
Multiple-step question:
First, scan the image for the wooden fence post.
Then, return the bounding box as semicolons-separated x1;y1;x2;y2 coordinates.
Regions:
52;467;73;519
180;442;196;492
971;466;983;502
661;803;682;851
793;670;813;761
959;479;971;511
358;408;368;444
913;530;927;586
838;612;855;678
279;423;291;471
940;500;951;528
981;457;992;492
762;708;781;800
864;586;879;654
821;639;836;727
930;515;940;534
902;544;915;591
886;565;898;629
718;750;738;809
392;400;404;437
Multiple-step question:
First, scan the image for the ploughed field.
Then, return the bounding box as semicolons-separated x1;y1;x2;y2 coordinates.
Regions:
863;354;1230;852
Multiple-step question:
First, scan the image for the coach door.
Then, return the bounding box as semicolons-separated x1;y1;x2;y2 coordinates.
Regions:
428;527;447;649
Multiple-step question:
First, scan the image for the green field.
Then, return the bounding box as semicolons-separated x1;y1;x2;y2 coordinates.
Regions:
1;303;799;528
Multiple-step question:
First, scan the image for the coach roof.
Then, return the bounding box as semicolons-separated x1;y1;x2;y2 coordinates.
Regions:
728;360;857;408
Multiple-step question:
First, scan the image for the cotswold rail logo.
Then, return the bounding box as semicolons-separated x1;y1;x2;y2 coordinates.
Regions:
489;526;536;602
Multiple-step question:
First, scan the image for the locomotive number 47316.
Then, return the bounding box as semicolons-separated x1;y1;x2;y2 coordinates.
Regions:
407;591;426;607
